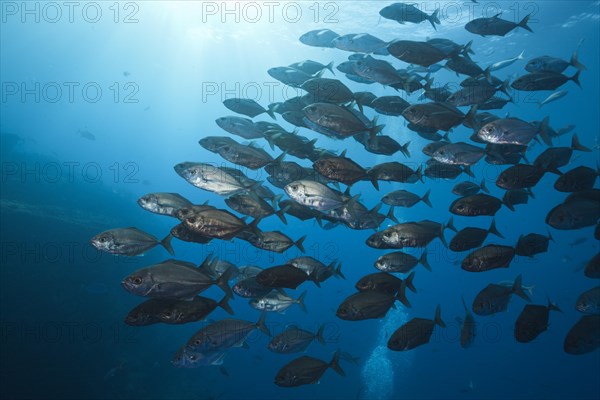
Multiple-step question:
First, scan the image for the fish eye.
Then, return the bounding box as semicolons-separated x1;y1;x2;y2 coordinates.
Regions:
189;169;197;175
290;185;298;191
194;339;201;346
188;354;196;361
383;232;391;238
99;237;107;243
132;276;142;285
457;204;464;210
187;217;196;224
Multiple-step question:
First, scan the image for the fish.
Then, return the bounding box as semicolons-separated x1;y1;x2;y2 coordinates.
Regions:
374;251;430;273
526;49;586;73
268;325;325;354
367;162;422;190
301;78;355;104
533;134;591;174
554;165;599;192
502;189;534;211
478;117;550;146
460;297;476;348
284;179;358;212
379;3;440;30
515;232;553;257
515;301;561;343
563;315;600;355
215;116;264;139
465;13;532;36
388;40;449;67
124;298;171;326
157;295;234;324
351;58;406;86
354;133;407;156
256;264;312;289
576;287;600;314
488;50;525;71
137;193;192;217
450;219;504;252
170;223;213;244
546;189;600;230
449;194;505;216
387;305;446;351
199;136;239;153
511;71;581;91
242;230;306;253
121;259;233;300
537;90;568;108
174;162;255;196
333;33;389;54
472;275;531;316
382;189;432;208
402;102;476;132
371;96;411;116
462;245;516;272
183;208;248;239
496;164;546;190
225;194;287;224
355;271;416;295
336;288;411;321
216;141;281;170
77;129;95;140
452;180;489;196
288;256;344;284
313;152;368;185
232;276;272;299
299;29;340;48
432;142;487;166
367;220;451;249
171;345;228;369
290;60;335;75
303;103;383;139
90;227;174;256
223;98;275;119
424;160;472;180
445;55;485;77
250;290;307;313
268;66;320;88
274;351;345;387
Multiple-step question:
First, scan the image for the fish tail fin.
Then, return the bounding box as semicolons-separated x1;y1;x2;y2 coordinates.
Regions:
547;229;555;243
518;13;533;32
445;216;457;232
421;189;432;208
434;305;446;328
483;66;493;85
548;298;561;313
461;296;469;312
462;165;475;178
503;199;515;212
215;267;234;298
571;133;591;152
218;294;234;315
335;262;346;280
570;49;586;71
429;8;440;30
266;104;277;120
419;251;431;272
294;235;307;253
538;116;552;146
480;178;489;193
256;312;270;336
386;206;398;223
415;165;424;183
518;49;525;60
160;233;175;256
527;188;536;199
396;281;411;308
570;70;582;88
464;105;478;128
499;79;511;96
326;61;335;75
462;40;475;57
368;171;380;190
275;205;289;225
488;218;505;239
329;351;346;377
315;324;326;345
400;141;411;158
296;290;308;313
512;274;531;302
405;271;417;293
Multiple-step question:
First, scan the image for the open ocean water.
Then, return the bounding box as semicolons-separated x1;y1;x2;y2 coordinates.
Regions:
1;1;599;399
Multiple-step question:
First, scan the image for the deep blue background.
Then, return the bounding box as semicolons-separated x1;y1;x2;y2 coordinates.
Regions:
1;1;599;399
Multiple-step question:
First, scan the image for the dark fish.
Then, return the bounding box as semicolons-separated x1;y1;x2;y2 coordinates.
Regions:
121;259;233;300
379;3;440;30
223;98;275;119
90;227;174;256
554;165;599;192
303;103;383;139
274;351;345;387
465;13;532;36
125;298;171;326
354;133;406;156
299;29;340;48
445;55;484;77
243;231;306;254
278;199;324;222
268;66;317;88
157;295;233;324
387;305;446;351
472;275;530;316
511;71;581;91
374;251;430;273
502;189;534;211
460;297;476;348
333;33;389;54
199;136;239;153
268;325;325;354
546;189;600;230
336;288;410;321
420;80;452;102
515;301;561;343
484;143;528;165
170;223;213;244
576;287;600;314
256;264;311;289
584;253;600;279
478;96;512;110
174;162;253;196
515;232;553;257
432;142;486;166
388;40;448;67
496;164;545;190
563;315;600;355
371;96;411;116
533;134;591;174
382;189;431;208
137;193;192;217
225;194;286;223
424;160;471;180
423;141;448;157
526;52;586;73
450;194;504;216
427;38;472;58
462;245;515;272
285;179;357;212
232;276;272;299
301;78;355;103
290;60;334;75
446;82;509;106
313;152;368;185
403;102;475;132
367;162;422;190
183;208;248;239
450;219;504;252
355;271;416;295
215;116;264;139
288;256;344;283
478;116;550;146
353;59;406;86
367;219;452;249
452;180;489;196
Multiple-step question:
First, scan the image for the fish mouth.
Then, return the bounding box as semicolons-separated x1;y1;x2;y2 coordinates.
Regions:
121;280;135;292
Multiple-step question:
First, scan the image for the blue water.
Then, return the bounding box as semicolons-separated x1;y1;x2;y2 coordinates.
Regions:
1;1;599;399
